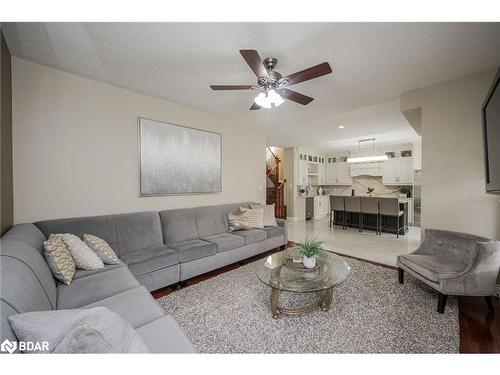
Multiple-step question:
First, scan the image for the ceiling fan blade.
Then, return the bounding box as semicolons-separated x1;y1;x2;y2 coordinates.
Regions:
240;50;269;79
210;85;255;90
282;62;332;86
279;88;314;105
250;102;261;110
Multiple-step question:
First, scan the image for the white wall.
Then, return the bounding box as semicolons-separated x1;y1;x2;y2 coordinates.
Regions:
12;58;266;223
401;69;500;240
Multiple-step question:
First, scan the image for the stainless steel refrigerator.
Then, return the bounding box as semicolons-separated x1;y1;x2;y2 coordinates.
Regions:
413;170;422;227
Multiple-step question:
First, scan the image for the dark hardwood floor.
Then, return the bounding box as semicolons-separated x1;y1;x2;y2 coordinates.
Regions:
152;243;500;353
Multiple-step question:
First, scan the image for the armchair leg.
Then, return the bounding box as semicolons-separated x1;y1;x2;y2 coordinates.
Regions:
398;268;404;284
437;293;447;314
485;296;495;314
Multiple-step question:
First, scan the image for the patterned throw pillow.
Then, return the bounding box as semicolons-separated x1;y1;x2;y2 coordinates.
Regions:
43;235;76;285
250;203;278;227
83;234;120;265
227;211;250;232
240;207;264;229
60;233;104;270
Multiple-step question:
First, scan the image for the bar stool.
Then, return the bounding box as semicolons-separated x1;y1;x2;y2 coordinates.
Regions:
379;198;405;238
345;196;362;232
329;196;346;229
361;197;380;235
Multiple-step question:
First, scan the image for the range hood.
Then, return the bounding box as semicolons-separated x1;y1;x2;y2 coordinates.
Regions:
350;162;383;177
348;138;385;176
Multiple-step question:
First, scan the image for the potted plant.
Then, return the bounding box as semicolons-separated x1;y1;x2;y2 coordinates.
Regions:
295;237;325;269
367;187;375;196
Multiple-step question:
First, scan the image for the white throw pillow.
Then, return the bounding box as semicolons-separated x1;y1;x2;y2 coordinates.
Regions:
59;233;104;270
250;203;278;227
240;207;264;229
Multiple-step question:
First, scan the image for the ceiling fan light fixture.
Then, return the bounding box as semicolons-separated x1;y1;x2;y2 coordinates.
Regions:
254;89;284;109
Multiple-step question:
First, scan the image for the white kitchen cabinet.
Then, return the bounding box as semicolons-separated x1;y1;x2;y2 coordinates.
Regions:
326;163;338;184
382;158;413;185
313;196;329;219
337;162;352;184
398;158;414;184
318;162;326;184
326;162;351;185
298;159;309;184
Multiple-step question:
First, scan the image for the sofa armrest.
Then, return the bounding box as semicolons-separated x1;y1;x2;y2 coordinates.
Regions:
440;241;500;296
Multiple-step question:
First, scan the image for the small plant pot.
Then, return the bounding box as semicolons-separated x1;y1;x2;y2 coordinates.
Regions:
303;256;316;269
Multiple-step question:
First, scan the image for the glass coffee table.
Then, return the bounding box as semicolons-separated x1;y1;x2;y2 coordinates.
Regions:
256;249;351;319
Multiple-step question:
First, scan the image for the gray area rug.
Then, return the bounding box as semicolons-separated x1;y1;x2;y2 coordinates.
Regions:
157;256;459;353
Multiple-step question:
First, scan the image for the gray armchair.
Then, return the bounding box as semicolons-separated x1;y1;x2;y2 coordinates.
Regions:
397;229;500;314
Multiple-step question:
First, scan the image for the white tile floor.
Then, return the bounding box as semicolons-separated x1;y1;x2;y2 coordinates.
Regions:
287;217;421;267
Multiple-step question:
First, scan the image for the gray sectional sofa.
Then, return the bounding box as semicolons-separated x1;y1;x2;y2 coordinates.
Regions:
0;202;287;353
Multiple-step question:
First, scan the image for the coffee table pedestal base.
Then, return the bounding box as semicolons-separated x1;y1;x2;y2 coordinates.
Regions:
270;288;333;319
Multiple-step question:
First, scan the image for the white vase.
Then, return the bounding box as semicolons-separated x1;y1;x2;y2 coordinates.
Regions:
303;256;316;269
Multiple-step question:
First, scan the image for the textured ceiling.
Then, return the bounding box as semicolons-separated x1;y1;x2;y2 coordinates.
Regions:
3;22;500;151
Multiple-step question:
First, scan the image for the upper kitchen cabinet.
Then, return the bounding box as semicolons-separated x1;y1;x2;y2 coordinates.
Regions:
298;157;309;184
325;156;352;185
383;157;414;185
318;158;327;184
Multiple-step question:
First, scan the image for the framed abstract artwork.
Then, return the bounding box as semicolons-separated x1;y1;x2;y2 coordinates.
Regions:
138;117;222;195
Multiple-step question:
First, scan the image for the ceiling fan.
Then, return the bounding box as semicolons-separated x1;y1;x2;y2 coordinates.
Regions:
210;50;332;110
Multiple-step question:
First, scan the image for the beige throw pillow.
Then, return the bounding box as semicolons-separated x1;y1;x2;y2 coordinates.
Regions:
60;233;104;270
227;211;250;232
240;207;264;229
250;203;278;227
83;234;120;265
43;235;76;285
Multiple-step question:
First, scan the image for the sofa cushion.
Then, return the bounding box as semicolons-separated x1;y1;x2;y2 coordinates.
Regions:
232;229;267;245
83;286;164;328
399;254;467;283
167;239;217;263
73;263;127;279
57;267;140;309
262;226;285;239
193;206;226;237
121;245;179;276
159;209;199;243
35;215;118;253
202;233;245;253
136;315;196;353
114;212;163;255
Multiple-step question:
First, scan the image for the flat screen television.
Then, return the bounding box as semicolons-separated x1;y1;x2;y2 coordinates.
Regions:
482;66;500;194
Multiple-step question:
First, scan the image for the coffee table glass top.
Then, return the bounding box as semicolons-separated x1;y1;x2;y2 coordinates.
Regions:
255;249;351;293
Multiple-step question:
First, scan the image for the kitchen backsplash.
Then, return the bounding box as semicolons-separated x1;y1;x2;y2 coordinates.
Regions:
322;176;403;197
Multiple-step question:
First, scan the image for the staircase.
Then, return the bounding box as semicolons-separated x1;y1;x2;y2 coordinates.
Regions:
266;147;287;219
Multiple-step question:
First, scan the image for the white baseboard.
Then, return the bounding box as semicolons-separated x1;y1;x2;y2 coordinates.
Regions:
286;216;298;222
